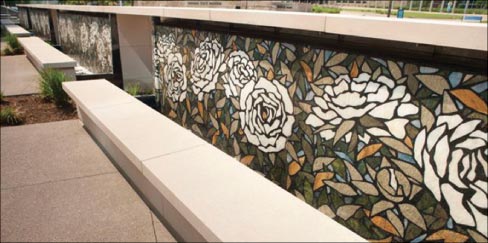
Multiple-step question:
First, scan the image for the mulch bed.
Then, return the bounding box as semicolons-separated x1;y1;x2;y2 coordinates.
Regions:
1;95;77;126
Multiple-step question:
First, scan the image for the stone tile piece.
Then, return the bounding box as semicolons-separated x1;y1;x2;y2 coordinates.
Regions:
0;120;116;189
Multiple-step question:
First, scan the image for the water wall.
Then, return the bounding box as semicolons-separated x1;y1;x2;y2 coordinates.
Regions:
153;25;487;242
28;8;51;41
57;12;113;74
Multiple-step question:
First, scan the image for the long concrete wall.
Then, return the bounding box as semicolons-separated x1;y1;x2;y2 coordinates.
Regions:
18;4;488;242
16;5;488;52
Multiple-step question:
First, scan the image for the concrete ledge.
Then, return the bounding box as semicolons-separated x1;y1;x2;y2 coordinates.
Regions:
63;79;366;242
18;37;77;80
17;4;488;51
209;8;325;32
324;14;488;52
5;25;31;37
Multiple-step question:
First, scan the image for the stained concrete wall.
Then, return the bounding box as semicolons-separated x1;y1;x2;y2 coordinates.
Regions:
116;14;154;91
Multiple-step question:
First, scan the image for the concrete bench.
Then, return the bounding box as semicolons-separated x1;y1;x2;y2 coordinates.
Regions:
18;37;77;80
0;18;14;25
5;24;30;37
63;79;366;242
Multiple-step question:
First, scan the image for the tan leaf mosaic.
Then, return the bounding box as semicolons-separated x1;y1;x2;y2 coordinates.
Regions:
154;25;488;241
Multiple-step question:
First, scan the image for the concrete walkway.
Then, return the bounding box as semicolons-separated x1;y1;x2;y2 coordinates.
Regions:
1;120;176;242
0;54;40;96
0;41;7;51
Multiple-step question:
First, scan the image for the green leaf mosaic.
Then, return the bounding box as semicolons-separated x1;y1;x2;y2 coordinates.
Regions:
153;25;488;242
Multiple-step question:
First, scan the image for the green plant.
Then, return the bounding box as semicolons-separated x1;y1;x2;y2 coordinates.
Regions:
4;34;23;55
0;91;4;103
39;69;70;106
0;107;23;126
126;83;141;96
1;25;6;38
2;47;13;56
311;5;341;14
44;40;55;46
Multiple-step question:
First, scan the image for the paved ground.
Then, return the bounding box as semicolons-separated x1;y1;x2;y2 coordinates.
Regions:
0;41;6;51
0;54;40;96
1;120;176;242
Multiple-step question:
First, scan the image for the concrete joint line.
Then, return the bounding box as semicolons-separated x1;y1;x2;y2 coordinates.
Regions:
150;212;158;242
141;143;207;164
0;171;118;191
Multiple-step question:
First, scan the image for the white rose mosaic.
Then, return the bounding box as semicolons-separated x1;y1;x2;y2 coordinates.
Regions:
57;12;113;74
190;37;224;100
153;26;488;242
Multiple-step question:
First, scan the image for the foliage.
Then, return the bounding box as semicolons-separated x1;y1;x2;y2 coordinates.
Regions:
5;34;21;51
0;107;23;126
420;7;487;15
3;34;23;55
348;7;486;16
126;82;141;96
0;25;6;38
44;40;55;46
39;69;70;106
0;91;3;103
311;5;341;14
348;8;464;20
125;82;153;96
451;8;487;15
2;47;14;56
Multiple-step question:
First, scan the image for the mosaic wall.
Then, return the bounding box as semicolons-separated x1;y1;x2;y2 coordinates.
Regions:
57;12;113;74
153;25;488;242
28;8;50;41
18;7;30;30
